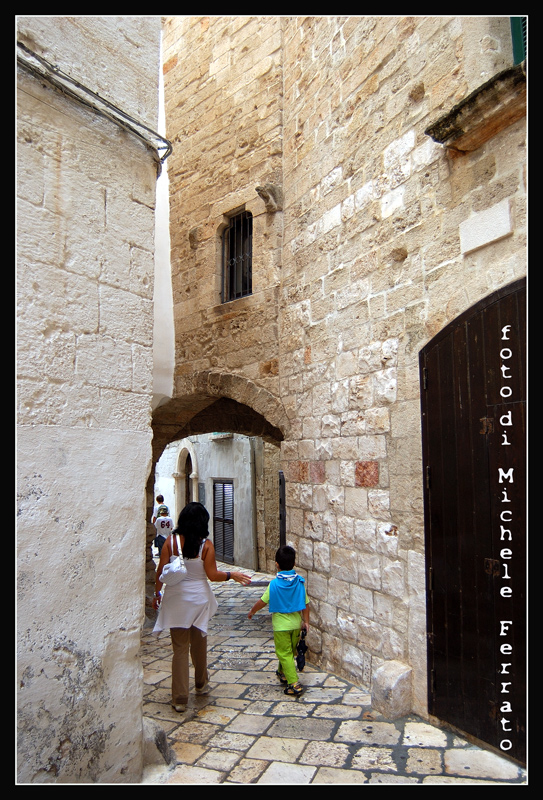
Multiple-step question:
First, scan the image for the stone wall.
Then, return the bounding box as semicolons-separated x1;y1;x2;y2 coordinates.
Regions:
17;16;161;783
161;16;526;718
161;16;284;388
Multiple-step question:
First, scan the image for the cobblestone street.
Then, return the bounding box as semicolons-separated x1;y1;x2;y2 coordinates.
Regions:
140;565;526;785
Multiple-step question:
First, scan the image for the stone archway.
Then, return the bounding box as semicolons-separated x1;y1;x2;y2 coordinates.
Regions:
174;440;199;519
151;370;288;458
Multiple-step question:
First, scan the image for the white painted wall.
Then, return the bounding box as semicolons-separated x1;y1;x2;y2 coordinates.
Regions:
16;16;162;783
153;41;175;410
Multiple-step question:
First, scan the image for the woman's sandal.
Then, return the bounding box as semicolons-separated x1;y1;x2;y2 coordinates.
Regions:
284;682;303;696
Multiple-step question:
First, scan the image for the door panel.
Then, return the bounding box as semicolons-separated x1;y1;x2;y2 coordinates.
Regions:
420;278;525;763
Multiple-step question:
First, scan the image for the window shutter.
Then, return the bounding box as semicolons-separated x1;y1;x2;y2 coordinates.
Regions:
213;481;234;563
511;17;527;65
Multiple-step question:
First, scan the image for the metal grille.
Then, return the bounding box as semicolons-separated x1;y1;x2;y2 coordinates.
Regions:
222;211;253;302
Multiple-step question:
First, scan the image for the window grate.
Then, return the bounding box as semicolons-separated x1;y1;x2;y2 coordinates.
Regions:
222;211;253;302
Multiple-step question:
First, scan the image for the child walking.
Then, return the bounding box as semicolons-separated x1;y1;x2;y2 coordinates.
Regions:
248;545;309;696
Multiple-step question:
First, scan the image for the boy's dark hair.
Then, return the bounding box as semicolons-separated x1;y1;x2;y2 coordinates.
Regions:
275;545;296;570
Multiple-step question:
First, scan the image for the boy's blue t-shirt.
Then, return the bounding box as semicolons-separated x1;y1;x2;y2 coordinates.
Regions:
261;570;309;631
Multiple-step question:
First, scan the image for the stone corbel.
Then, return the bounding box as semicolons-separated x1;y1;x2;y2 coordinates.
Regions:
425;64;526;154
255;183;283;212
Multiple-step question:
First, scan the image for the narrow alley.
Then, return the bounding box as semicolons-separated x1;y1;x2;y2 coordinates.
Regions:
140;563;526;785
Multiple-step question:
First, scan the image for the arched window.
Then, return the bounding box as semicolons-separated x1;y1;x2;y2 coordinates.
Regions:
221;210;252;302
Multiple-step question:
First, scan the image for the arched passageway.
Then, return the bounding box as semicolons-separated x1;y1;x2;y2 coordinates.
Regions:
151;371;287;462
145;373;288;620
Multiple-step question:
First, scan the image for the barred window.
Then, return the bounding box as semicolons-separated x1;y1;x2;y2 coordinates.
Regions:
221;210;252;302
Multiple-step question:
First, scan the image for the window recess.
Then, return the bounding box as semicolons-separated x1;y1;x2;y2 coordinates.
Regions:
221;210;253;303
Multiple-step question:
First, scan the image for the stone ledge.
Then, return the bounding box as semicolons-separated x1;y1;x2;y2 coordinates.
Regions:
425;64;526;153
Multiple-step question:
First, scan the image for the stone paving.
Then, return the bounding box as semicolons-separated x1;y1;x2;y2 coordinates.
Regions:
140;564;527;785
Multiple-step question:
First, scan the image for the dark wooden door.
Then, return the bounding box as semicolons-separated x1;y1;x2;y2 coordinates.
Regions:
213;481;234;564
420;278;525;764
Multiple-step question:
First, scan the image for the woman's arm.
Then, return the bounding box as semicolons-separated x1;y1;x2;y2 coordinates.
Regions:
202;539;251;585
301;604;310;632
152;536;172;609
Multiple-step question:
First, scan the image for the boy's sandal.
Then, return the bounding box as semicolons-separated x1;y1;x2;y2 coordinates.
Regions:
276;669;287;684
284;682;304;696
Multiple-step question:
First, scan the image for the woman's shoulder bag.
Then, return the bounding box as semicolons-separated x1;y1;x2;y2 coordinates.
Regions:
160;534;187;585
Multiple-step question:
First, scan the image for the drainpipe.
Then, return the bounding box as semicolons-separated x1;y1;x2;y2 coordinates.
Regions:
17;41;172;171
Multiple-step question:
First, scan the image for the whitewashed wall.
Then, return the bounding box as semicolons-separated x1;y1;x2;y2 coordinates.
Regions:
17;16;162;783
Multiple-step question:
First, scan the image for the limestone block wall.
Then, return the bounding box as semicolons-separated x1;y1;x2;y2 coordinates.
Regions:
17;16;161;783
278;16;525;714
162;16;284;393
161;16;526;719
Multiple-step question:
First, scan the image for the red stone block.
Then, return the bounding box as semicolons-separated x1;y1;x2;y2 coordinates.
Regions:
355;461;379;487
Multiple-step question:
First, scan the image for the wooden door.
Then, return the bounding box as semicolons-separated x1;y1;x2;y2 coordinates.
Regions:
420;278;525;764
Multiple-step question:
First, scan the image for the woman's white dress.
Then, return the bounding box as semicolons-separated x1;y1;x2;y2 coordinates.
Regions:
153;540;218;634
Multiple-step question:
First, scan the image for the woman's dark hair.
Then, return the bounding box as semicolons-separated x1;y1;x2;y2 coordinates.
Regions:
175;502;210;558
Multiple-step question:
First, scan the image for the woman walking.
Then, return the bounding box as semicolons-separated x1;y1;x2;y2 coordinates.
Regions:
152;502;251;711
